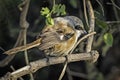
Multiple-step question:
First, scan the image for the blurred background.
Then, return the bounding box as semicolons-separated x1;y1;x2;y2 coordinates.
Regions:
0;0;120;80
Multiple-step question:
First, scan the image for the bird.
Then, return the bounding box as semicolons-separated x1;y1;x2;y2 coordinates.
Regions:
4;16;86;57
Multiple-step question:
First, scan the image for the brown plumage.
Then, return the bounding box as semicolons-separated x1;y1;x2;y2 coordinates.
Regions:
4;16;86;56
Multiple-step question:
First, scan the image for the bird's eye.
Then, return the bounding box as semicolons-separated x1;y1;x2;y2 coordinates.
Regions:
57;30;63;33
75;25;83;30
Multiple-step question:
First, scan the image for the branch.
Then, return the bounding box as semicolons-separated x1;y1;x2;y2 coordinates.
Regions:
86;0;95;52
19;0;30;29
18;0;34;79
0;0;30;67
83;0;89;27
85;1;97;79
66;68;88;79
0;51;99;80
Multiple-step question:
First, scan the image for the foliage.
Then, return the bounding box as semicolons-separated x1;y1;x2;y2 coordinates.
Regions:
104;33;113;46
40;4;66;25
96;19;113;47
96;19;108;30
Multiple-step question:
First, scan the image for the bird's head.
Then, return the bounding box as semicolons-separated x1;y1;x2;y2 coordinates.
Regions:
53;16;87;40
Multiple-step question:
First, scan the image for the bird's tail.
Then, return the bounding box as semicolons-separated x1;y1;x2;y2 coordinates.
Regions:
4;38;41;55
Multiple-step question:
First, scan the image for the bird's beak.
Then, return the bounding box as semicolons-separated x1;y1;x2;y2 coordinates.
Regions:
76;30;87;39
79;30;87;38
82;30;87;35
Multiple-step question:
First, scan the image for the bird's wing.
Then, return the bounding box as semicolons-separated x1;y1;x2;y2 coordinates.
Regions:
38;30;62;50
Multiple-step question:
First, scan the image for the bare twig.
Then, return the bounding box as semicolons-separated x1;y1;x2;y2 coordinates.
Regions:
66;67;73;80
58;61;68;80
0;0;30;68
83;0;89;27
85;1;97;80
0;0;34;79
107;0;120;10
0;51;99;80
110;0;120;21
96;0;104;16
86;0;95;52
0;14;23;67
106;21;120;24
19;0;30;65
66;69;88;79
10;66;24;80
70;32;96;55
18;0;34;79
0;47;5;52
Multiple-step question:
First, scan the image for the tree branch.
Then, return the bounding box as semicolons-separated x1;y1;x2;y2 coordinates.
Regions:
0;51;99;80
86;0;95;52
85;1;97;80
0;0;30;67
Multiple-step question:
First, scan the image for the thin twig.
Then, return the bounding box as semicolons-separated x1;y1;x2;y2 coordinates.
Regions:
58;61;68;80
107;0;120;10
96;0;104;16
110;0;120;21
53;0;55;7
0;4;26;68
106;21;120;24
10;66;24;80
18;0;34;79
66;67;73;80
67;69;88;79
86;0;95;52
85;1;96;80
83;0;89;27
0;47;5;52
70;32;96;55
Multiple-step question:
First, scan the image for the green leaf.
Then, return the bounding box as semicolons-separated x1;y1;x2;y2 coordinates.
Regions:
60;5;66;15
40;3;66;26
103;33;113;46
46;17;54;25
52;4;66;16
52;5;57;13
40;7;50;16
53;4;59;14
96;19;108;30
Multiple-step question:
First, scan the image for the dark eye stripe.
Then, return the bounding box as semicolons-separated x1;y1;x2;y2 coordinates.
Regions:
57;30;63;33
64;33;74;40
75;25;83;30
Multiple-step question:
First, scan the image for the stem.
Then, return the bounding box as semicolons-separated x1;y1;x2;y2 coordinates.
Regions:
83;0;89;28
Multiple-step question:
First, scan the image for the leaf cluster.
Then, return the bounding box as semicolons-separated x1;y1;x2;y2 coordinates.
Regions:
96;19;113;46
40;4;66;25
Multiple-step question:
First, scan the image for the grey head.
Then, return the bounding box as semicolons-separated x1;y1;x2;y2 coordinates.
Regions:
54;16;87;37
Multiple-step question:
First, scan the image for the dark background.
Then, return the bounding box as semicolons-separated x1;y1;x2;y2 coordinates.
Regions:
0;0;120;80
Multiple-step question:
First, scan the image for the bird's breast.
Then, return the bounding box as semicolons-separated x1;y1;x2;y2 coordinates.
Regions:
51;33;78;56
